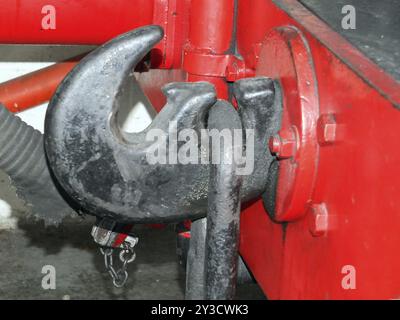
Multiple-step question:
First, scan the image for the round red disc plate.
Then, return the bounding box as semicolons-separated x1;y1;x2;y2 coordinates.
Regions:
256;26;320;222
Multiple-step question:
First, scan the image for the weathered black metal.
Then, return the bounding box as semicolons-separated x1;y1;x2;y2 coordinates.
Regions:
0;105;75;225
45;26;216;223
44;25;282;224
233;77;283;203
185;217;207;300
204;101;243;300
185;218;254;300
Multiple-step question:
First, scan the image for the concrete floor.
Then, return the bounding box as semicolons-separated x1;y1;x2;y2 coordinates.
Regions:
0;170;265;300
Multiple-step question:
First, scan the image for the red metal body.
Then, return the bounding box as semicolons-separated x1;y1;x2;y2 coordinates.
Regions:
238;0;400;299
1;0;399;299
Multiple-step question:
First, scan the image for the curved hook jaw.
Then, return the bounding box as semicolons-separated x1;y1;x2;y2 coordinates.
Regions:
45;25;217;223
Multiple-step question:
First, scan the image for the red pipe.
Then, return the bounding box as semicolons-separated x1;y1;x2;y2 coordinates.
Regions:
185;0;235;99
0;0;154;45
188;0;234;52
0;58;80;112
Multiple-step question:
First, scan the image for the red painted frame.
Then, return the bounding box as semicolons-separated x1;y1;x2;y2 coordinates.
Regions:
0;0;399;299
238;0;400;299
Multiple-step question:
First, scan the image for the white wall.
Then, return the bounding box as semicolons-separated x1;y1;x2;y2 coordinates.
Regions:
0;45;154;132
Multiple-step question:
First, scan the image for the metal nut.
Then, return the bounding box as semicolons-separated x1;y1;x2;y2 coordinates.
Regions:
317;114;337;145
308;203;329;237
268;126;297;159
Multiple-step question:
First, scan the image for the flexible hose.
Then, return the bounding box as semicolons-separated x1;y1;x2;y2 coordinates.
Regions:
0;105;74;225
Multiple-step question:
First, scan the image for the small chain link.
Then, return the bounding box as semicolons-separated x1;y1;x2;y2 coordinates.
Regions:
100;242;137;288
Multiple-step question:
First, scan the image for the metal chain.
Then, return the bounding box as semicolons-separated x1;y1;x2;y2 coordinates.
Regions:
100;242;137;288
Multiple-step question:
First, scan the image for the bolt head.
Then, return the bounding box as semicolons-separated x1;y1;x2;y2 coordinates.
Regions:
269;127;297;159
269;135;281;154
318;114;337;145
308;203;329;237
225;63;238;81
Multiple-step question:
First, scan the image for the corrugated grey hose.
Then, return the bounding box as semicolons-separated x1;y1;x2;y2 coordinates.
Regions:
0;104;75;225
